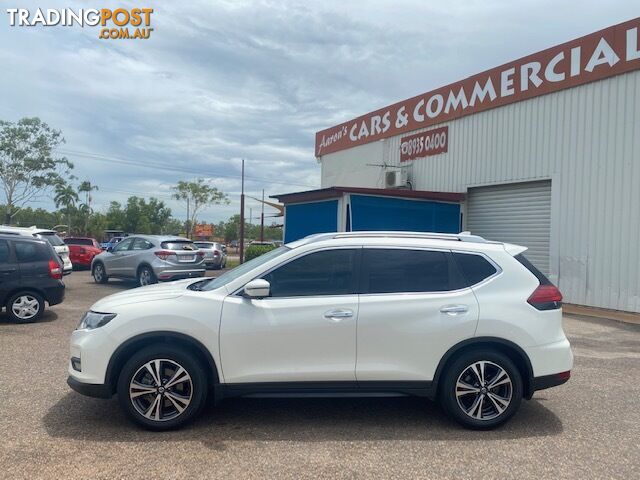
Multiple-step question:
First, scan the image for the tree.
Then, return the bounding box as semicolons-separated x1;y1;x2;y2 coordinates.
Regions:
54;183;79;234
0;117;73;224
77;180;98;234
172;178;228;238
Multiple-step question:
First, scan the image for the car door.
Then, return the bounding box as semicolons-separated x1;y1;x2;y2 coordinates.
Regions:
126;237;155;276
0;240;19;305
219;248;360;384
356;247;480;383
104;237;135;276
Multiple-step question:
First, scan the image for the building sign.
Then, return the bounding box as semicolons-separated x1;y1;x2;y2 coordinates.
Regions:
315;17;640;157
400;126;448;162
194;223;214;237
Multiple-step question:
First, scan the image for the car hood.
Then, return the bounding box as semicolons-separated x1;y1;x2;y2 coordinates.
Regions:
91;279;198;311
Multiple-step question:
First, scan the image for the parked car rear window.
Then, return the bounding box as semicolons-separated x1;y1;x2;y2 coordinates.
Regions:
195;242;214;249
15;241;50;262
453;252;498;286
161;241;198;251
263;249;358;297
0;240;9;263
36;232;64;246
363;249;459;294
64;238;93;246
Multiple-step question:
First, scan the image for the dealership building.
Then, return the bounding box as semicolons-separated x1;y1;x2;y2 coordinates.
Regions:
274;18;640;313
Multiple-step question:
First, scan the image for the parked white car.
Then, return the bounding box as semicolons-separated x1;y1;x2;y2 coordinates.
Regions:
0;225;72;274
67;231;572;430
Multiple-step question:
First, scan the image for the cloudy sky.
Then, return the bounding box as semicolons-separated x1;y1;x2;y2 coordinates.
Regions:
1;0;637;224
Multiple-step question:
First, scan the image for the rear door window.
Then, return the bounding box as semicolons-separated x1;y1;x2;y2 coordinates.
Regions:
452;252;498;286
362;249;463;294
15;241;50;263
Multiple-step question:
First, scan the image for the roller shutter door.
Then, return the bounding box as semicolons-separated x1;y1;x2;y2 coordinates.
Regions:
466;181;551;274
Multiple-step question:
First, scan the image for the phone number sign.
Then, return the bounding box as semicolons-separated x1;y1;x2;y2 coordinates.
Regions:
400;126;448;162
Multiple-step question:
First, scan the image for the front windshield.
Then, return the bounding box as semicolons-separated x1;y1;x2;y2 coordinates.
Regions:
201;246;290;291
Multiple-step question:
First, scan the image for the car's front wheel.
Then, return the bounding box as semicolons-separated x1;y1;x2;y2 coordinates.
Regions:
439;349;523;430
92;262;108;284
117;345;208;430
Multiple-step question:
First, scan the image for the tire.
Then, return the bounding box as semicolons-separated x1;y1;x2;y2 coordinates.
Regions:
117;344;208;430
137;266;157;287
6;291;45;323
439;349;523;430
93;262;108;284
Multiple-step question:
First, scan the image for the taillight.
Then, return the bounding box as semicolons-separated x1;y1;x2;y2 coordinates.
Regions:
48;259;63;279
213;250;220;257
197;251;205;257
527;284;563;310
154;250;175;261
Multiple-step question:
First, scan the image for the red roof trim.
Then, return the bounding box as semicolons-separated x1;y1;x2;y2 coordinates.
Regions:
271;186;465;204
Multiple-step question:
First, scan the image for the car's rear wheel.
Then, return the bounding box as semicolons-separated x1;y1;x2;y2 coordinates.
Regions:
117;345;207;430
439;349;522;430
93;262;108;284
138;266;157;287
6;291;45;323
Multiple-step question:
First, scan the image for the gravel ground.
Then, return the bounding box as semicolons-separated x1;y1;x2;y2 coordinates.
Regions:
1;270;639;479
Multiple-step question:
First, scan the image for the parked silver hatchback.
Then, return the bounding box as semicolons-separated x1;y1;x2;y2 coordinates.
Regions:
91;235;205;287
194;241;227;270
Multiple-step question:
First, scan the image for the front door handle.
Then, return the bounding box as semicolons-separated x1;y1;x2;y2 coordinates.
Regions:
324;309;354;321
440;305;469;315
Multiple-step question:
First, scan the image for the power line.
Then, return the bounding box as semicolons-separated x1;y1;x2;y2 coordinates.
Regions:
56;148;319;189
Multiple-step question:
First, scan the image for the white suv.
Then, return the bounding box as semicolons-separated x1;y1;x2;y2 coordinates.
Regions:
68;232;572;430
0;225;73;274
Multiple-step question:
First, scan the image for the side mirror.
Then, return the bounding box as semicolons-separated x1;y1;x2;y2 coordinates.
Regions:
106;246;113;252
243;279;270;299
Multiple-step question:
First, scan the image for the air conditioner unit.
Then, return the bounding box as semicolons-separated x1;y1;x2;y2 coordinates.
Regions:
384;168;408;189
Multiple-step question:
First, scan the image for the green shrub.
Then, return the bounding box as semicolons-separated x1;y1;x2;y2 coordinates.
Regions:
245;244;276;260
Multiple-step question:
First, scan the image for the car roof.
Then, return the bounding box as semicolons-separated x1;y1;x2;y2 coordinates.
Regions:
0;233;48;243
286;231;523;254
126;234;192;242
0;225;57;234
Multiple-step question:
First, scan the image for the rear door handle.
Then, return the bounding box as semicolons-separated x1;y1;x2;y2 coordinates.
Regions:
440;305;469;315
324;309;354;321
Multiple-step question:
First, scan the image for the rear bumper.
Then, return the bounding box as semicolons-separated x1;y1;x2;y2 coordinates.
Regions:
67;376;112;399
532;371;571;392
155;268;206;282
44;283;65;306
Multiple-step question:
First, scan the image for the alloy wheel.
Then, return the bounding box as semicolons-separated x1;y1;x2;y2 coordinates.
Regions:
455;360;513;421
11;295;40;320
139;268;152;286
94;265;104;281
129;359;193;422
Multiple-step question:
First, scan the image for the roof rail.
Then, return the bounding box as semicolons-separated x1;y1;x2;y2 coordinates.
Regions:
292;231;489;245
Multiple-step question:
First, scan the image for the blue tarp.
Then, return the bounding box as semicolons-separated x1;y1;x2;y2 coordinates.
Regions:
284;200;338;242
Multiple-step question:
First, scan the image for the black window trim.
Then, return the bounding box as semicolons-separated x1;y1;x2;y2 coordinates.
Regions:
233;246;363;299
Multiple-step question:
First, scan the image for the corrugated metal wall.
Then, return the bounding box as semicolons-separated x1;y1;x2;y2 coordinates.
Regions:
320;70;640;312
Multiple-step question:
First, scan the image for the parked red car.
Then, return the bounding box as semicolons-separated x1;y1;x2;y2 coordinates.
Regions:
64;237;102;269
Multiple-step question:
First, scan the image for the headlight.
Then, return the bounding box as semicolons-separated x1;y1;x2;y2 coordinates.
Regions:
77;311;117;330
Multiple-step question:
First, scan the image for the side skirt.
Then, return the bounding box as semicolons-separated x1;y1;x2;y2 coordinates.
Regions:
217;381;434;400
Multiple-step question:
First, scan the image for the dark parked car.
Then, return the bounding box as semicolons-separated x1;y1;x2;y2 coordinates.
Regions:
0;234;65;323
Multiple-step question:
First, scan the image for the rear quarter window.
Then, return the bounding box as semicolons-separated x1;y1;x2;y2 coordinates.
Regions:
514;254;552;285
15;241;51;262
453;252;498;286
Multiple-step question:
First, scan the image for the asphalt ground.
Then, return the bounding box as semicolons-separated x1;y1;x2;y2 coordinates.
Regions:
1;270;639;479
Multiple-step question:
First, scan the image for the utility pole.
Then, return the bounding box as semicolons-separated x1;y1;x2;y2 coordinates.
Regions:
239;159;245;264
260;189;265;242
186;197;190;238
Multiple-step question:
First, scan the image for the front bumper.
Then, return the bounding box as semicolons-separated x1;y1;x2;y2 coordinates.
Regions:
67;376;112;399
